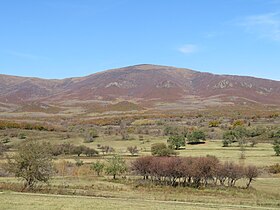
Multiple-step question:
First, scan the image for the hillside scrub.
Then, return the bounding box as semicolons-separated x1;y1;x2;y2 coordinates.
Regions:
0;120;60;132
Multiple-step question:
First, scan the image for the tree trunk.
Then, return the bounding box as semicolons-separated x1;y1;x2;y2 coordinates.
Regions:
246;178;252;189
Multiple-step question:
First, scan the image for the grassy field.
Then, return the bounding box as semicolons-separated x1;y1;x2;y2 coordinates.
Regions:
1;174;280;209
3;191;278;210
1;124;280;210
1;130;279;167
55;134;279;167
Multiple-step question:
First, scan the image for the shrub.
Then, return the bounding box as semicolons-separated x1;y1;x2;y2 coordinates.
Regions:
84;128;99;143
18;133;27;139
268;163;280;174
151;143;176;157
127;146;139;156
84;147;99;157
75;159;84;167
222;139;230;147
1;137;10;144
208;120;220;127
167;135;185;150
100;145;115;155
232;120;245;127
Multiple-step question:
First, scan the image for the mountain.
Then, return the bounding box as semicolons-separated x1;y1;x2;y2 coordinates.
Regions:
1;64;280;113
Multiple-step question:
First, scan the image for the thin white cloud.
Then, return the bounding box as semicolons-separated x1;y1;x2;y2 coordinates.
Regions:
178;44;198;54
239;12;280;41
5;50;48;60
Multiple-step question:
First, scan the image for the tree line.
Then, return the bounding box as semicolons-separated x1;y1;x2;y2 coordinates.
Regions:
51;143;99;157
132;156;258;188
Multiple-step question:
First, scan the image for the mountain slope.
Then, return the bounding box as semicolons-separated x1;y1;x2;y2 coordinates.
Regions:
0;64;280;112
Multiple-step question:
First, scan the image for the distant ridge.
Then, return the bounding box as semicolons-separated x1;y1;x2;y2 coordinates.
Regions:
0;64;280;113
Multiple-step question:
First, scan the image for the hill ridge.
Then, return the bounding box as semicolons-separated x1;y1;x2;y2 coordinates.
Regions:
0;64;280;112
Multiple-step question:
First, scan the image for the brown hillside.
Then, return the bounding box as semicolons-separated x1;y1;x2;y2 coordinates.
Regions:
0;64;279;113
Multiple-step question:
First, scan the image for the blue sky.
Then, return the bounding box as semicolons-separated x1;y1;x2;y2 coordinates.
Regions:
0;0;280;80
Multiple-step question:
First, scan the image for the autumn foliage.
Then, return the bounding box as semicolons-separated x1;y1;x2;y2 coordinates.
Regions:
0;120;59;131
132;156;258;188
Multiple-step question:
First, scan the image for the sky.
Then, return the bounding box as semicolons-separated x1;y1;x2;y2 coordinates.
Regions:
0;0;280;80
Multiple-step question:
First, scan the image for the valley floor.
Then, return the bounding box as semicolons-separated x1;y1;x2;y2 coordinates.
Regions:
0;175;280;210
0;191;279;210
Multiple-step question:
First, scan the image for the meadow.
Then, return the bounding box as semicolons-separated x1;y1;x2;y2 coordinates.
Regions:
2;191;273;210
0;113;280;209
1;174;280;209
2;129;277;166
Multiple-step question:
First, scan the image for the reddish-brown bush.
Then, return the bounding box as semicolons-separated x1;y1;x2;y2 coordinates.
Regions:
131;156;258;188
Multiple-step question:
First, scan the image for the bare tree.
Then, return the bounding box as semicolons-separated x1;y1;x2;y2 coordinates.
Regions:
244;165;258;188
127;146;139;156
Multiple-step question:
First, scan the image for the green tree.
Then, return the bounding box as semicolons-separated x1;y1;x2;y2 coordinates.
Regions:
223;130;237;147
105;155;127;179
167;135;185;150
234;126;248;143
237;127;248;159
222;126;248;147
222;130;236;147
248;126;266;138
187;130;206;143
273;139;280;156
91;161;105;176
151;143;176;156
7;140;53;189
